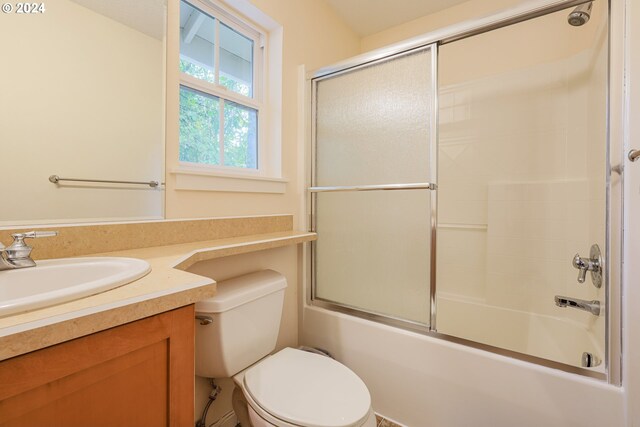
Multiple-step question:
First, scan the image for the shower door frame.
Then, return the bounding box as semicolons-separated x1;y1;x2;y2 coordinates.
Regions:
309;43;439;333
307;0;621;385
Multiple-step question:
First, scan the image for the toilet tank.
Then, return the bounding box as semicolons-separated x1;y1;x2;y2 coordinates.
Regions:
194;270;287;378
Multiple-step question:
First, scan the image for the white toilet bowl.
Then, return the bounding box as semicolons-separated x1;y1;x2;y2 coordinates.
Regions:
233;348;376;427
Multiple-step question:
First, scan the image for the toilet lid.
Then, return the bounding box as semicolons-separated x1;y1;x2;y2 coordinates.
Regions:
243;348;371;427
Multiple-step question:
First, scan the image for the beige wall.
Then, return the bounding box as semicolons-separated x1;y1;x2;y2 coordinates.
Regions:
0;0;164;224
360;0;525;52
164;0;360;228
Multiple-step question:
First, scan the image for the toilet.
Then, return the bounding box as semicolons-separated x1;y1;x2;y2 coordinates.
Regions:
194;270;376;427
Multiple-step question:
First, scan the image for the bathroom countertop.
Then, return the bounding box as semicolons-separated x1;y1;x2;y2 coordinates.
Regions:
0;230;316;361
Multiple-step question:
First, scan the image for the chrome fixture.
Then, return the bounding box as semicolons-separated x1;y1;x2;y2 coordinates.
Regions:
308;182;437;193
554;296;600;316
195;315;213;326
0;231;58;271
629;149;640;162
572;244;603;288
581;352;602;368
568;2;592;26
49;174;162;188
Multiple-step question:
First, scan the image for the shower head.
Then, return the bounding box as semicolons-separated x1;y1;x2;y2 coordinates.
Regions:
568;2;593;26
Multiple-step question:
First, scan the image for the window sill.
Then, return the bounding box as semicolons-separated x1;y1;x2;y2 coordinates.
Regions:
169;166;287;193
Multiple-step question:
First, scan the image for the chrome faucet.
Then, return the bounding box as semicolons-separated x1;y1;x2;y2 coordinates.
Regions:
0;231;58;271
572;244;603;288
554;295;600;316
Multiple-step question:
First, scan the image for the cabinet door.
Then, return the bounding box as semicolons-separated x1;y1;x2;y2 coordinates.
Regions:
0;305;194;427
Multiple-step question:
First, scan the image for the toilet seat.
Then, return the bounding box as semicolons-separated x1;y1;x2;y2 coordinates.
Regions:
239;348;372;427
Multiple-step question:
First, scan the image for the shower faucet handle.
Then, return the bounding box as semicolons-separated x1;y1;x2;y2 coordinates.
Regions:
571;244;603;288
572;253;592;283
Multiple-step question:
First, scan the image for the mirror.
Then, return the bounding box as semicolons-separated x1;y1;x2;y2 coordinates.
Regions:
0;0;166;225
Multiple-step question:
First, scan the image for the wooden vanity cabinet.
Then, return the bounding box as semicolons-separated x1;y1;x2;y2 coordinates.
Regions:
0;305;195;427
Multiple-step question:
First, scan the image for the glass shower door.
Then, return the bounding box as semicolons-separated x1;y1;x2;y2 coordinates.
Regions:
311;46;437;327
435;4;608;369
309;0;611;378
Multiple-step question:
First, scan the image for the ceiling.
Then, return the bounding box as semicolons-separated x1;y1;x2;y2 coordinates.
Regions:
324;0;471;37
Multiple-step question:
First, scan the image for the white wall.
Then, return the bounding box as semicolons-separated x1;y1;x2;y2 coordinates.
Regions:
0;0;165;224
359;0;525;53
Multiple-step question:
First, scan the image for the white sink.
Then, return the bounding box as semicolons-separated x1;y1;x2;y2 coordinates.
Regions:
0;257;151;317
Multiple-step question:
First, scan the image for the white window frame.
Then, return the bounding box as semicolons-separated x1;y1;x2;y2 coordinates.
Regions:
173;0;285;193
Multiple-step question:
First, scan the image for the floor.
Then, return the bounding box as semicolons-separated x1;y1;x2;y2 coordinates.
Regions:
376;414;403;427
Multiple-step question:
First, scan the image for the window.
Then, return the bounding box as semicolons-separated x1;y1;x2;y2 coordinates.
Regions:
179;0;262;171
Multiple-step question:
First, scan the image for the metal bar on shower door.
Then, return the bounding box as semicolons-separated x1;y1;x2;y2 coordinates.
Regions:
429;43;439;332
308;183;436;192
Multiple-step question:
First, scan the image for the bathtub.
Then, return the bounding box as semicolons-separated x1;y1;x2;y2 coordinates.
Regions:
301;304;621;427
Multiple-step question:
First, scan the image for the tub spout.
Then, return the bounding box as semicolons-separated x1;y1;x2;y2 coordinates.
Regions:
554;296;600;316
